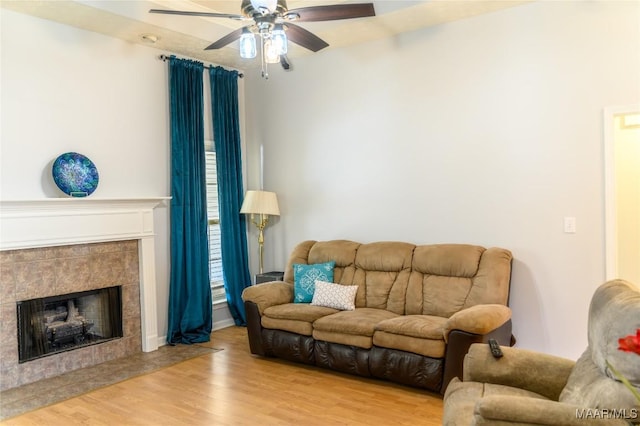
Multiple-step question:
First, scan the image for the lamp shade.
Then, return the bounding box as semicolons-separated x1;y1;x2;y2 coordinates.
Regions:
240;190;280;216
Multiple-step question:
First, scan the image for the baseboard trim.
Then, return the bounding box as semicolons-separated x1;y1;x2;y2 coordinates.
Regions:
213;318;236;331
154;302;235;347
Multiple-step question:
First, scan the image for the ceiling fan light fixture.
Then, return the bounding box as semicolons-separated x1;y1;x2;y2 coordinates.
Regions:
263;38;280;64
271;24;287;55
239;28;257;59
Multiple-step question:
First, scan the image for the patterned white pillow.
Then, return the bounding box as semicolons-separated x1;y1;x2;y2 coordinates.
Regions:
311;280;358;311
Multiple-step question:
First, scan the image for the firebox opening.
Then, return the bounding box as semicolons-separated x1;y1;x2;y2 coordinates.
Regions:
17;286;123;363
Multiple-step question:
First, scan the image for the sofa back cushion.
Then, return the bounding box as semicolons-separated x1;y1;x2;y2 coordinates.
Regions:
407;245;480;317
407;245;512;317
283;240;317;284
352;242;414;314
308;240;361;283
283;240;359;284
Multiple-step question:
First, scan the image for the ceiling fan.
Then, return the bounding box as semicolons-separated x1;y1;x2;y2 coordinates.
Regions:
149;0;375;78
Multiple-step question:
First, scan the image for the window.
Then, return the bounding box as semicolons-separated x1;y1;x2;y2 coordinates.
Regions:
205;141;225;304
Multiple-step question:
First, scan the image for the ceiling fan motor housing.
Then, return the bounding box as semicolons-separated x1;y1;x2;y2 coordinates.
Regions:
242;0;288;17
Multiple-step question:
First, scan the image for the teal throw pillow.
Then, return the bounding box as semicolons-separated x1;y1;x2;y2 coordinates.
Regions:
293;261;336;303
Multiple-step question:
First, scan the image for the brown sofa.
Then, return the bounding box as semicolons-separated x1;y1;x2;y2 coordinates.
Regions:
241;240;514;394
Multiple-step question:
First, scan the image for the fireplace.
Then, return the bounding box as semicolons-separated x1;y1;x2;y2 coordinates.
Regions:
0;197;167;391
0;240;141;390
17;286;123;363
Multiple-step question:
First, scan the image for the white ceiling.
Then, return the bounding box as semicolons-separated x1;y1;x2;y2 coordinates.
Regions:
1;0;532;71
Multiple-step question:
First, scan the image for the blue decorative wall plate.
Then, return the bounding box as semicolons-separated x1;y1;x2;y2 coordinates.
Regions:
52;152;99;197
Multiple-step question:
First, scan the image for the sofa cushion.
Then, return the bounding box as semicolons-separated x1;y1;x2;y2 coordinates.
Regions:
311;281;358;311
262;303;339;336
408;244;482;317
264;303;338;322
262;317;314;336
353;242;414;314
406;245;512;317
283;240;316;284
373;315;447;357
313;308;398;349
375;315;446;339
373;332;446;358
307;240;361;285
413;244;484;278
293;261;335;303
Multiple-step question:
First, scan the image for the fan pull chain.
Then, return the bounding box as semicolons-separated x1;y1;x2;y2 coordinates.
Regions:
261;37;269;79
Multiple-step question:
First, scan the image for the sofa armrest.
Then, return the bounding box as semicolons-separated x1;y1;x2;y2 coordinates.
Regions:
441;319;513;395
474;395;629;425
443;304;512;342
241;281;294;315
464;344;575;401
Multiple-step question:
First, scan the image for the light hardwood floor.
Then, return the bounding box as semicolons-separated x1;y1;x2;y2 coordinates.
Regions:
1;327;444;425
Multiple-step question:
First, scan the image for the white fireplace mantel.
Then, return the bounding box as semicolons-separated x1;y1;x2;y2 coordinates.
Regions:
0;197;170;352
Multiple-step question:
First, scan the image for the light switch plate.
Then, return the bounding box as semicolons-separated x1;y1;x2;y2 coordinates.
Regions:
564;217;576;233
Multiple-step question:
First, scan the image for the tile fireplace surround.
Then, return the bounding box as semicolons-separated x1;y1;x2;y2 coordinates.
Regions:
0;198;168;391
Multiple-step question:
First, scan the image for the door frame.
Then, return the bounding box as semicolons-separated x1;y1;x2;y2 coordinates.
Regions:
603;104;640;280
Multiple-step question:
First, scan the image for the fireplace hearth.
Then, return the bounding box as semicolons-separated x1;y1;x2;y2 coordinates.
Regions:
17;286;123;363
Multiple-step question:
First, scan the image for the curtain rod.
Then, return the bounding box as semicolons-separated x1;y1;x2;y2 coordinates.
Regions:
159;54;244;78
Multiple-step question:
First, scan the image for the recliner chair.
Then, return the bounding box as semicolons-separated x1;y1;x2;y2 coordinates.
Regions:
443;279;640;425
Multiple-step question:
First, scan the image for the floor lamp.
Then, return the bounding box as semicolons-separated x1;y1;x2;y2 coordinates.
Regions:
240;190;280;274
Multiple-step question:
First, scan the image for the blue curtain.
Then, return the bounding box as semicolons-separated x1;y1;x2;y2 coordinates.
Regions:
167;57;212;344
209;66;251;325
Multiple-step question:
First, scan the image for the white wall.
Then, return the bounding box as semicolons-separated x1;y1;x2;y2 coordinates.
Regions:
244;1;640;359
0;9;173;342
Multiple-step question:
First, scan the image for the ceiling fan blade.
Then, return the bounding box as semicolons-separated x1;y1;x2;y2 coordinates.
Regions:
283;23;328;52
285;3;375;22
149;9;246;20
205;27;247;50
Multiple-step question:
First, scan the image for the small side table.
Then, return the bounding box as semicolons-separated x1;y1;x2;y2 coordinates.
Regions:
255;271;284;285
